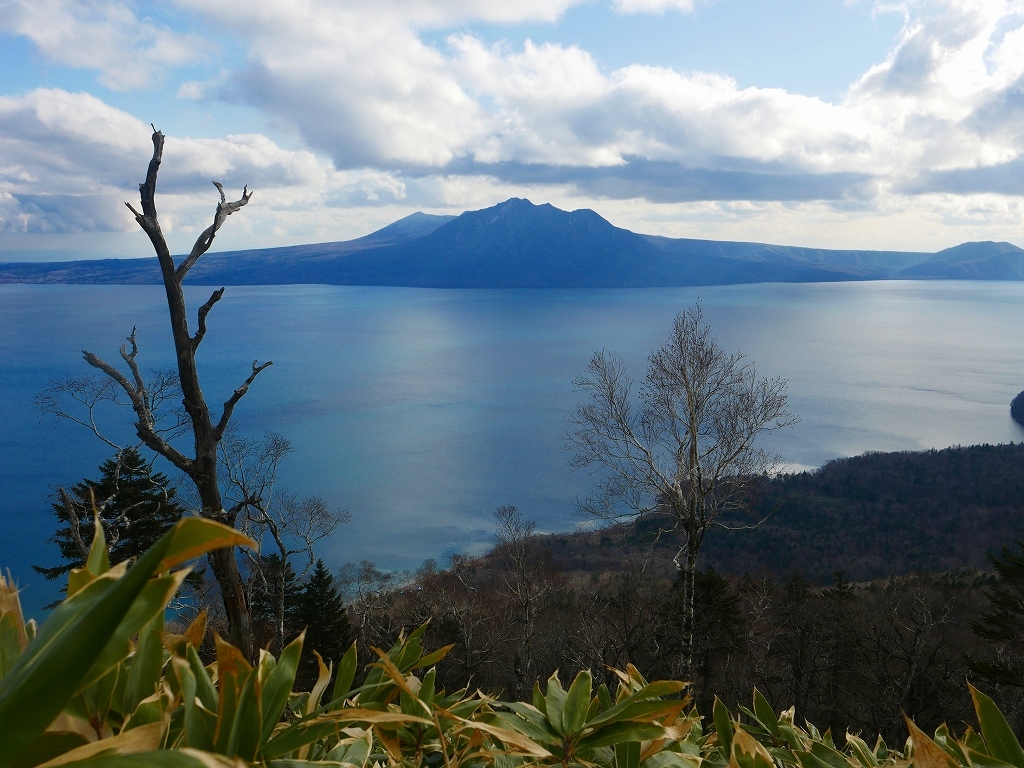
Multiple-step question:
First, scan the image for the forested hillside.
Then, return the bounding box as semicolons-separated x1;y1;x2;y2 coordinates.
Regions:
535;443;1024;584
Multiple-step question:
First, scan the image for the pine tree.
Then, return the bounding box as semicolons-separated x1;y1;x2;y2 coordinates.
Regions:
969;540;1024;686
291;559;353;690
35;447;186;582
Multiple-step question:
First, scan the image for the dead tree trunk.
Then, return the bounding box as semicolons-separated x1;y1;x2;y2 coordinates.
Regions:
83;128;268;658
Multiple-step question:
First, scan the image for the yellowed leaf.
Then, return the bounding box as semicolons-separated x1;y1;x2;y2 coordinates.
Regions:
36;721;164;767
905;717;958;768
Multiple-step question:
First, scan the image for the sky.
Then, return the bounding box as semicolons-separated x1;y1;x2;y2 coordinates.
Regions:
1;0;1024;261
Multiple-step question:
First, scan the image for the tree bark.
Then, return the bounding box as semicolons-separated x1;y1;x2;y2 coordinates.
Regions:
84;128;264;658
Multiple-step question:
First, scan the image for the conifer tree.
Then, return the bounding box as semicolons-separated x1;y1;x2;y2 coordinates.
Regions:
35;447;186;582
970;540;1024;686
292;559;353;689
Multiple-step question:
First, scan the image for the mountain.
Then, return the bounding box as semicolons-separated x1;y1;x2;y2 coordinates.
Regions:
0;198;1018;288
896;241;1024;279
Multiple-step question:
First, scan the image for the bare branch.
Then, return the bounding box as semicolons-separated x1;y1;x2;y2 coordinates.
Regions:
215;360;273;440
81;349;193;474
192;288;225;350
33;375;126;451
58;487;90;561
175;183;253;282
119;327;147;398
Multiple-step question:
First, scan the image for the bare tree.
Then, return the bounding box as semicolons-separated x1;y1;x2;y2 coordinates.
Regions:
220;429;350;653
493;505;556;699
339;560;406;652
77;128;265;656
565;303;797;670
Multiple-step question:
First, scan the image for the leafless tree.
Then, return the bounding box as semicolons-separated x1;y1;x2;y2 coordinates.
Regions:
565;303;797;670
493;505;557;699
75;128;265;656
339;560;406;652
406;555;508;691
219;428;349;653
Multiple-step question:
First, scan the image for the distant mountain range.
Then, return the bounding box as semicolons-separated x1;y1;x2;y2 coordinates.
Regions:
3;198;1024;287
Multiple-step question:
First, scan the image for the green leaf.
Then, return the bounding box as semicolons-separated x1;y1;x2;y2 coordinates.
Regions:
963;751;1019;768
846;733;879;768
156;518;257;573
544;671;568;737
577;721;665;751
172;657;214;751
493;710;561;748
325;731;372;765
261;631;304;744
77;665;121;734
6;732;89;768
796;749;843;768
330;642;358;709
0;613;24;682
971;684;1024;768
85;513;110;576
79;571;188;693
411;644;454;670
0;530;174;768
48;750;243;767
808;741;854;768
615;740;641;768
123;616;166;716
587;700;685;729
597;683;612;713
752;690;778;737
713;697;734;756
563;669;593;736
533;681;548;716
225;667;262;760
731;728;776;768
187;646;217;712
630;681;687;701
262;709;430;759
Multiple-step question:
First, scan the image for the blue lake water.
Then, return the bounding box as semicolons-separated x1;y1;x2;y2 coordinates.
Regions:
2;281;1023;614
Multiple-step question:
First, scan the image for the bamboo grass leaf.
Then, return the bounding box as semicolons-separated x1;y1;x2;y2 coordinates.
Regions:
0;531;174;767
563;670;593;736
713;698;734;757
329;642;358;710
261;631;304;744
904;717;959;768
971;685;1024;768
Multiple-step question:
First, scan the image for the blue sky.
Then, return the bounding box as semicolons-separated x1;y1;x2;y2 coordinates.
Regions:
1;0;1023;260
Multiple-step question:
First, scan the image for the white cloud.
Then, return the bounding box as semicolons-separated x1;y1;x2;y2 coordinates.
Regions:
3;0;1024;250
160;0;1024;210
0;0;207;90
611;0;698;13
0;88;350;236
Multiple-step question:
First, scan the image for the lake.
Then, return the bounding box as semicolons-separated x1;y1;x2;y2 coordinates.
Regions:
2;281;1022;613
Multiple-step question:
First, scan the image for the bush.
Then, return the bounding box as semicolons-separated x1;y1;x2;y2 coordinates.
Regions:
1;521;1021;768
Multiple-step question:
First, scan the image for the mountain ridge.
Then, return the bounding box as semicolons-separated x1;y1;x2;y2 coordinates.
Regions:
1;198;1021;287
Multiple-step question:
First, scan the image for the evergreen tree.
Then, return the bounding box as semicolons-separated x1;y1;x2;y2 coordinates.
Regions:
970;540;1024;686
659;567;745;708
291;559;353;690
35;447;186;582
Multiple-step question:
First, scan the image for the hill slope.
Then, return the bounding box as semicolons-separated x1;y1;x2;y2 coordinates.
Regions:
1;199;1018;287
538;443;1024;584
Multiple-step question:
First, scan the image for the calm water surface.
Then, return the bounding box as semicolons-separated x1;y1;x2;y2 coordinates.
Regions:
2;281;1022;612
